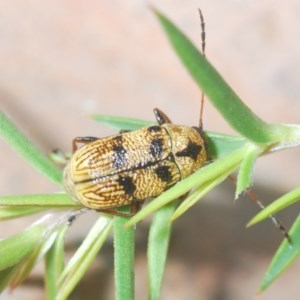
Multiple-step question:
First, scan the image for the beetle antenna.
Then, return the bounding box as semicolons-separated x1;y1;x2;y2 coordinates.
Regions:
229;176;292;244
198;8;206;130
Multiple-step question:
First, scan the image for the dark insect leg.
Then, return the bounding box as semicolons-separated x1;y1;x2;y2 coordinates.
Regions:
153;108;172;125
96;201;144;217
244;187;292;244
228;175;292;244
119;129;130;133
67;208;88;225
72;136;99;152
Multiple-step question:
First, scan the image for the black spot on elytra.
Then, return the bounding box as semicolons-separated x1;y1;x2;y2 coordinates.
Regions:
117;176;136;195
147;125;162;133
112;144;127;169
113;135;123;143
155;165;172;182
176;141;202;161
149;138;164;159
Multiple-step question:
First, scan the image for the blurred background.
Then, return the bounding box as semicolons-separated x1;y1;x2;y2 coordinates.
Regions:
1;1;300;299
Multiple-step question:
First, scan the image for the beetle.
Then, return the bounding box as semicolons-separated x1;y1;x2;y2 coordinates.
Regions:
63;108;209;216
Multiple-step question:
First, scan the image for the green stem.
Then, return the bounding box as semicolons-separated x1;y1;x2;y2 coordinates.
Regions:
114;210;135;300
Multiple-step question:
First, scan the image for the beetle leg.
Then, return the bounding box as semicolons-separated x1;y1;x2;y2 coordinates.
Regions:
96;201;144;217
119;129;130;133
153;108;172;125
72;136;99;152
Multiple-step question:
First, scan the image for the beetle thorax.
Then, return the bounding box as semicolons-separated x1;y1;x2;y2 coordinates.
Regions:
163;124;207;179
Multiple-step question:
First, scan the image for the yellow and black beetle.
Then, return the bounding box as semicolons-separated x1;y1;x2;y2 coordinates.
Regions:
63;108;208;216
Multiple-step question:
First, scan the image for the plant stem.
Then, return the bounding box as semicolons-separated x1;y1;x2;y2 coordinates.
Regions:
114;211;135;300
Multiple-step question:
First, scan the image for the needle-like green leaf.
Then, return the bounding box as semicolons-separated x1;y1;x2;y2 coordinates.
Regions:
0;224;44;271
57;216;113;300
259;212;300;291
171;162;238;221
0;207;47;220
152;8;287;144
45;226;67;300
148;202;178;300
248;186;300;227
235;146;262;198
92;114;154;131
0;194;78;207
0;111;62;184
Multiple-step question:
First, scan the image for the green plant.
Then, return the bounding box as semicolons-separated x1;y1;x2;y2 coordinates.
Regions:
1;8;300;299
